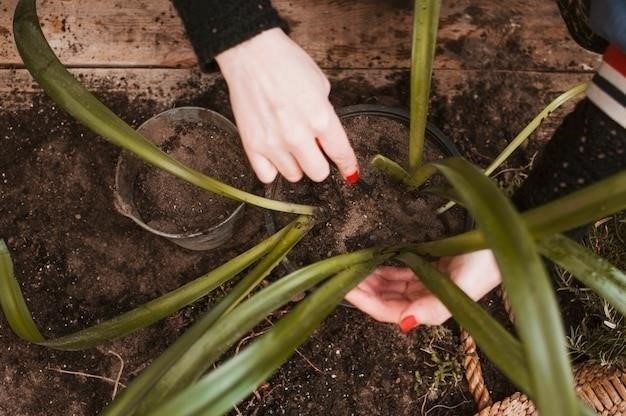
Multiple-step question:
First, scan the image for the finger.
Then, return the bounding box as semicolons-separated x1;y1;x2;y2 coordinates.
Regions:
314;103;359;180
274;107;329;183
345;286;407;324
248;152;278;184
289;137;330;182
380;291;412;301
399;250;502;331
370;266;419;282
268;151;303;183
399;295;453;332
358;274;412;295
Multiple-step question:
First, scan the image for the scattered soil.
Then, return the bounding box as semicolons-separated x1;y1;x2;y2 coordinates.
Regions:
269;114;466;268
0;83;509;416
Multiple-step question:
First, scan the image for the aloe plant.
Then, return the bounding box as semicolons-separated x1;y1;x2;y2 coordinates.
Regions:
3;0;625;415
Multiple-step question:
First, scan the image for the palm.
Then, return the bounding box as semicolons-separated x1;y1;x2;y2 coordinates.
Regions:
345;250;502;329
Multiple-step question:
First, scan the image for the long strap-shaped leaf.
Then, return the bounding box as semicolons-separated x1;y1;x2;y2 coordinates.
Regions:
0;240;44;342
413;168;626;257
0;223;293;350
423;157;579;416
539;234;626;317
12;0;315;216
408;0;440;171
138;249;394;413
396;252;596;416
395;252;530;390
146;263;377;416
101;216;313;416
436;82;588;213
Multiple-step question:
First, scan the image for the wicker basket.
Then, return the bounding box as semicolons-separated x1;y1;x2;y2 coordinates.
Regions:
474;362;626;415
461;290;626;416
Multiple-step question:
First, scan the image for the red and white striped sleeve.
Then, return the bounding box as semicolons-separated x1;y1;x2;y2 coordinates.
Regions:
586;44;626;128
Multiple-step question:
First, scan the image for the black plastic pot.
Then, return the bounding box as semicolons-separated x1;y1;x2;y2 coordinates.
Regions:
266;104;472;272
337;104;460;157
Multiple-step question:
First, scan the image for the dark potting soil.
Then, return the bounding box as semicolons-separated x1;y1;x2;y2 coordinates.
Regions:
132;119;253;234
0;92;266;416
269;114;467;269
0;64;563;415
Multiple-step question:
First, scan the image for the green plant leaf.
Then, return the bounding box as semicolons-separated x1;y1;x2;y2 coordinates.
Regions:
413;168;626;257
395;252;530;390
12;0;315;216
0;240;44;342
139;248;393;413
370;154;415;187
146;262;377;416
409;0;441;171
435;83;586;214
420;157;579;416
539;234;626;317
0;222;293;350
483;84;587;177
101;216;313;416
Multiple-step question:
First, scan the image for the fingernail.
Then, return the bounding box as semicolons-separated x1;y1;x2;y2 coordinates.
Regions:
399;316;418;333
345;170;360;184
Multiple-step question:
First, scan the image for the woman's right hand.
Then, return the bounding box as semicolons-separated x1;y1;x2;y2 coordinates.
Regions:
216;28;359;184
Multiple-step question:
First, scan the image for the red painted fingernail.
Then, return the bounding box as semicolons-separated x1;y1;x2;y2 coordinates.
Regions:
345;170;360;184
399;316;418;333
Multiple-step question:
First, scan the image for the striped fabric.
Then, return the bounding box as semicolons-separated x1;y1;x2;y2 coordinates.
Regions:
586;44;626;128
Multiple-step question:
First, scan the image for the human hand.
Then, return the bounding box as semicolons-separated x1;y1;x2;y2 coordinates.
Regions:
345;249;502;332
215;28;359;184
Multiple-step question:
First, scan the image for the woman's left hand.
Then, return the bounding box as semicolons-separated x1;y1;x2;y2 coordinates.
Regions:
345;249;502;332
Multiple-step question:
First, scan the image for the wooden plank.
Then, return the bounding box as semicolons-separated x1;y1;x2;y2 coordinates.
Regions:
0;0;600;71
0;67;590;151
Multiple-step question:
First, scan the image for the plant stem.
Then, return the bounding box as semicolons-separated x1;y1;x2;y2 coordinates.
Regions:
483;83;587;177
437;83;587;214
409;0;441;172
370;155;415;186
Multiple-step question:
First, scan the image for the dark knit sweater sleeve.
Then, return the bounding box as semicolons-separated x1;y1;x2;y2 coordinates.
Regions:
172;0;288;71
511;98;625;238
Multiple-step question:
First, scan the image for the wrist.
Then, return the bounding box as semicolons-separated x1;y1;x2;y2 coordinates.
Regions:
216;28;285;72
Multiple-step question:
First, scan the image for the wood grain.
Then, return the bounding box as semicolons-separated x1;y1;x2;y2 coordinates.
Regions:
0;0;600;71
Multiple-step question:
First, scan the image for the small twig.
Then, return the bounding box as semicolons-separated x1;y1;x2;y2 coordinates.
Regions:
47;351;126;400
424;399;471;416
418;392;429;415
490;167;529;179
235;329;270;354
46;367;127;390
294;349;325;375
264;317;324;374
107;350;125;399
